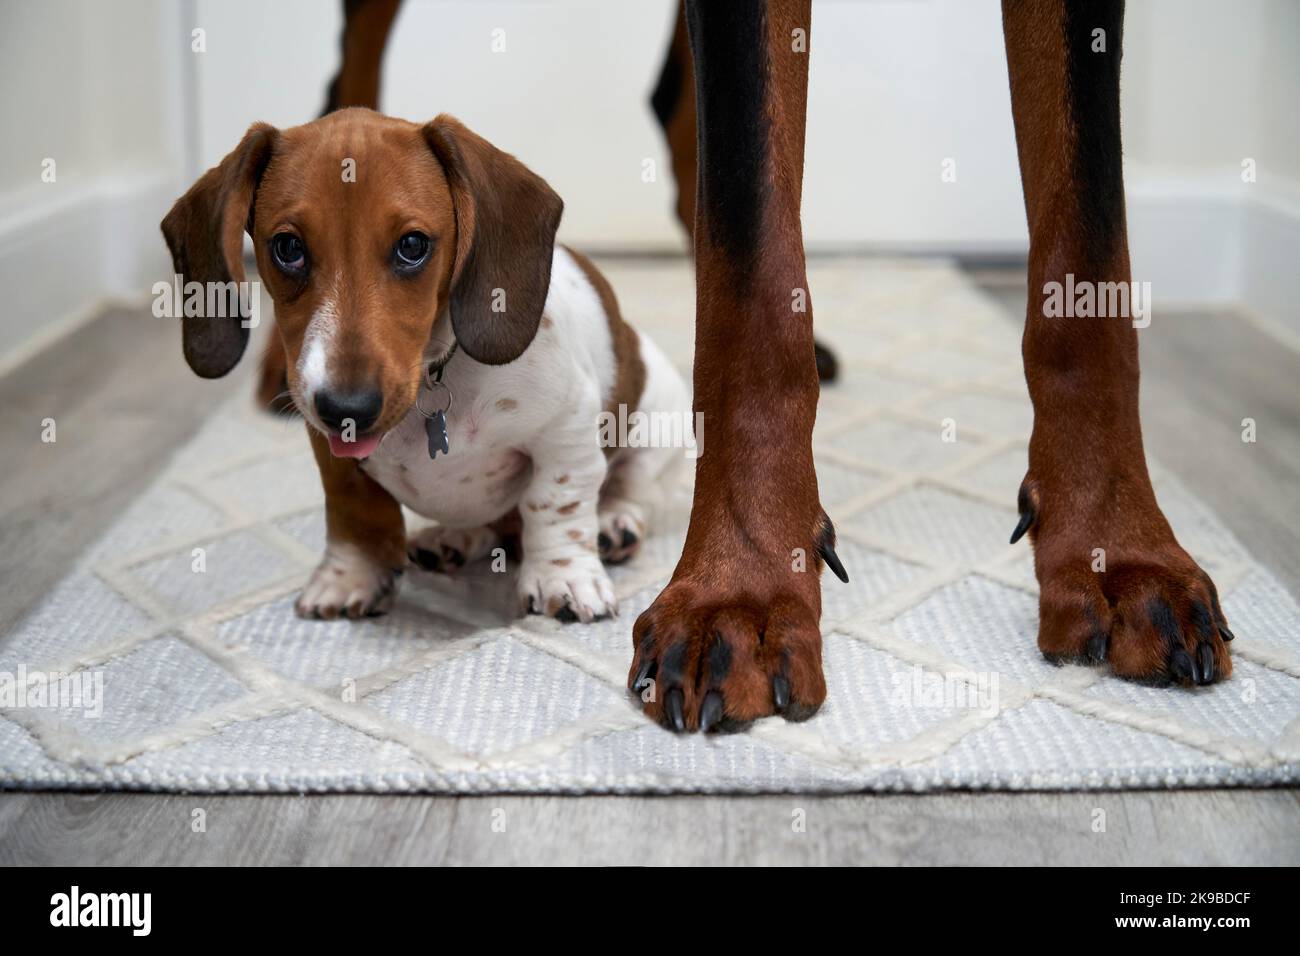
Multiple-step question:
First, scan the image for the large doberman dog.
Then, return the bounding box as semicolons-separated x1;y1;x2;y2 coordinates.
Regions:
252;0;1234;734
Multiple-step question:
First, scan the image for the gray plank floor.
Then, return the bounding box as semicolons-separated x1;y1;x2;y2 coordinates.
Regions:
1;260;1297;866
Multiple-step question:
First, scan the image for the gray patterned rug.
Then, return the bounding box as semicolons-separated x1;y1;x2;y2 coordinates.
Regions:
3;258;1298;792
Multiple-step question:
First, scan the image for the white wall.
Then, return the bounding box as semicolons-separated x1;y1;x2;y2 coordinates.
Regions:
0;0;188;368
191;0;1031;252
1122;0;1300;336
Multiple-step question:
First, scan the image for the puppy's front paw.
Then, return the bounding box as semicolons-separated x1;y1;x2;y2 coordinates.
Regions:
518;553;617;623
296;544;401;620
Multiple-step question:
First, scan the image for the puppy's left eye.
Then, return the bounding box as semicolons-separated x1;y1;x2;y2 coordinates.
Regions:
394;232;432;271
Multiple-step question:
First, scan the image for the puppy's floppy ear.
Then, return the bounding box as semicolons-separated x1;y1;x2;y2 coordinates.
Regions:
161;123;276;378
423;115;563;365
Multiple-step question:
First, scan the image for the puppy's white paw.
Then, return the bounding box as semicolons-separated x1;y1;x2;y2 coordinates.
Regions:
597;500;647;565
518;552;617;623
296;544;400;620
407;524;500;573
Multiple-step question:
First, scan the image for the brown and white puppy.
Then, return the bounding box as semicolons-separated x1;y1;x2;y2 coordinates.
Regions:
162;108;690;622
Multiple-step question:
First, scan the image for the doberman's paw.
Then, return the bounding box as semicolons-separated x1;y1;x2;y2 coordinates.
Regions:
628;515;845;732
1015;478;1233;686
628;591;826;733
296;543;401;620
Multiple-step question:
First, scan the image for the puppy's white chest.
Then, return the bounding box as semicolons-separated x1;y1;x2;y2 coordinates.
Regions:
360;404;532;528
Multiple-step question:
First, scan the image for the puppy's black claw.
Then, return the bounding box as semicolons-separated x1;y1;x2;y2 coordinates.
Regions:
597;532;613;554
772;675;790;712
1197;643;1215;685
1169;645;1196;684
1086;630;1109;663
620;528;639;549
446;548;465;569
413;547;441;571
699;691;724;733
665;688;686;732
1219;624;1235;643
555;603;578;623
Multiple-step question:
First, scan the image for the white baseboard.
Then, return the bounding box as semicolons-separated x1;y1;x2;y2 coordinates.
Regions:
0;170;180;377
1128;169;1300;346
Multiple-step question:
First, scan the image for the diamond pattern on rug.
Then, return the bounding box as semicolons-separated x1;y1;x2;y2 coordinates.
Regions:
1;257;1296;793
362;634;627;759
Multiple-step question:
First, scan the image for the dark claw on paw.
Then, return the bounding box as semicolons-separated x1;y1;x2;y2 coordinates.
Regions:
1197;642;1215;685
699;690;724;733
1009;482;1037;545
772;674;790;712
665;688;686;732
1086;630;1108;663
817;514;849;584
413;547;441;571
597;532;613;553
1169;645;1196;684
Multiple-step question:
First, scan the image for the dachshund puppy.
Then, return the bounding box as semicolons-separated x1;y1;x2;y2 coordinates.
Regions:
162;108;690;622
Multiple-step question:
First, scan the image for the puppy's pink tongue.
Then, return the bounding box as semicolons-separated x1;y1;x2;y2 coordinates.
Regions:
328;432;382;459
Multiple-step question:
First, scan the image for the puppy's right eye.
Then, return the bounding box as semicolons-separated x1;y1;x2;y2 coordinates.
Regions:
271;233;307;274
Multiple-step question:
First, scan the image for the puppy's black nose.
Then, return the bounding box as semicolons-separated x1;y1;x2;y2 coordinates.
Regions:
314;389;383;433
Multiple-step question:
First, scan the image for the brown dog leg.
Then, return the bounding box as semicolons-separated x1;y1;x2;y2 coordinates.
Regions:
1002;0;1231;685
258;0;404;412
629;0;839;733
649;0;838;383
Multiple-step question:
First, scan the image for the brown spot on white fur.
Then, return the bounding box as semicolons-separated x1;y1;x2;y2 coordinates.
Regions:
564;245;645;456
496;398;518;411
557;501;581;515
567;529;583;541
552;558;572;567
554;473;570;484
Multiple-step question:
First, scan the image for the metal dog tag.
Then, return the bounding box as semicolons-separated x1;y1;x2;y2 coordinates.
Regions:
425;409;450;459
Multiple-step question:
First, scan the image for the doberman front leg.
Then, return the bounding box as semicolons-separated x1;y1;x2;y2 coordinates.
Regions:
1003;0;1232;684
629;0;843;733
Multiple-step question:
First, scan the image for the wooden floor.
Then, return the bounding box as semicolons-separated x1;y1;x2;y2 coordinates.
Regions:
1;262;1297;866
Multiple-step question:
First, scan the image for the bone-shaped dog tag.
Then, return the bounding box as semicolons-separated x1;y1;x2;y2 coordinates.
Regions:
426;410;450;459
